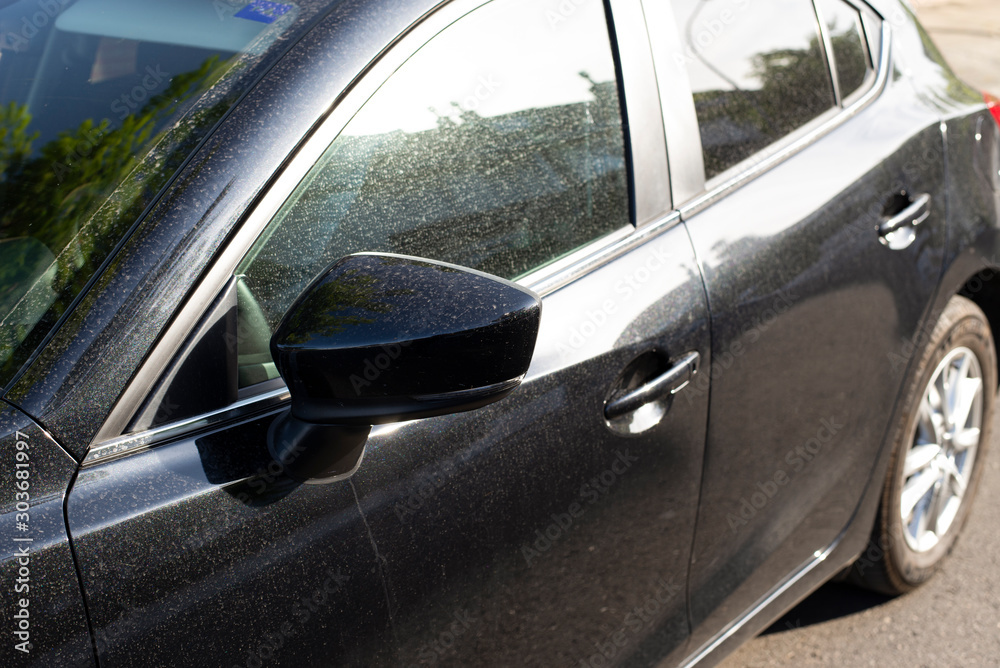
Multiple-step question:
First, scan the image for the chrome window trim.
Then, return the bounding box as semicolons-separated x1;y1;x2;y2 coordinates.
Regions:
526;211;681;297
814;0;845;107
608;0;673;225
639;0;704;207
84;387;291;466
861;9;882;64
86;0;674;464
818;0;880;109
677;20;891;220
853;2;875;70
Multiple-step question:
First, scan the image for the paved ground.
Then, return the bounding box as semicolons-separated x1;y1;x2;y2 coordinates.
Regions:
722;3;1000;666
911;0;1000;95
721;436;1000;667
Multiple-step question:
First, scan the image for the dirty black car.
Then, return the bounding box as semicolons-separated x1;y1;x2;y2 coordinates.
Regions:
2;0;1000;666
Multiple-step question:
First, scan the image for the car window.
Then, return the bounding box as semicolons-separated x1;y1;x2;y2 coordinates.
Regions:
671;0;836;181
0;0;330;387
234;0;629;388
816;0;874;102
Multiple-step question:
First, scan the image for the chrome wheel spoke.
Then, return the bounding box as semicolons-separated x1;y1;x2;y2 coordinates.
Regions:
916;396;943;446
925;477;946;536
948;376;982;431
952;426;981;451
927;378;944;414
903;443;941;478
901;468;940;520
941;458;967;498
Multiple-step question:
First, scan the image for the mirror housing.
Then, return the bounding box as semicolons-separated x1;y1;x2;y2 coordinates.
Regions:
268;253;541;479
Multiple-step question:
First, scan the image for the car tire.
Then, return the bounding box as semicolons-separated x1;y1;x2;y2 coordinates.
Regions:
849;295;995;595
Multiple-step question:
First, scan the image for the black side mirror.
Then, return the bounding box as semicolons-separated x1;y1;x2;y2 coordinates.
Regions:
268;253;541;480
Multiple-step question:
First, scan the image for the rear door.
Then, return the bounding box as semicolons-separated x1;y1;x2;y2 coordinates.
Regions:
652;0;949;651
66;1;713;665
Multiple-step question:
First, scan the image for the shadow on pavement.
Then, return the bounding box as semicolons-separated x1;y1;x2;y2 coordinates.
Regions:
759;582;895;635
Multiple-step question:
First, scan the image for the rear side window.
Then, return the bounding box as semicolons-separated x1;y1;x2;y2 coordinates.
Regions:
816;0;874;102
672;0;836;180
235;0;629;387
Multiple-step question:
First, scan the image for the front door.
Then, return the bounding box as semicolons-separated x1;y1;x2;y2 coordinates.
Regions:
66;0;714;665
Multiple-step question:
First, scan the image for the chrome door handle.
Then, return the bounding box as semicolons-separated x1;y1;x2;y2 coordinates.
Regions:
604;351;700;420
878;193;931;242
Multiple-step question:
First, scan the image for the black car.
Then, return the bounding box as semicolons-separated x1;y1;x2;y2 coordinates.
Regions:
2;0;999;665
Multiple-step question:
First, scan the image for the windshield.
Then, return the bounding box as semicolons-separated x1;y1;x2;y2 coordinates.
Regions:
0;0;304;386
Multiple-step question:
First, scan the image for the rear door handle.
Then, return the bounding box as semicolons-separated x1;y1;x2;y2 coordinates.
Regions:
604;351;700;420
878;193;931;248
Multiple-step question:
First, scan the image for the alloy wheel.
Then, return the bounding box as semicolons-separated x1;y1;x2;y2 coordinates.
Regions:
900;347;983;553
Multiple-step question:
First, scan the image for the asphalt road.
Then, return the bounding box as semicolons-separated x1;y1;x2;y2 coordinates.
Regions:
721;3;1000;666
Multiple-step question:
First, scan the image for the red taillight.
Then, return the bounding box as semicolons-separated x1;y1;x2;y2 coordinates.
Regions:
985;92;1000;128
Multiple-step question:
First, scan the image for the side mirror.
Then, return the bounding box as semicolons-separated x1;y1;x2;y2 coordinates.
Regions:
268;252;541;480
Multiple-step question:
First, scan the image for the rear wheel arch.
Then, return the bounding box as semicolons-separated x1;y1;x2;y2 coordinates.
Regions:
958;264;1000;387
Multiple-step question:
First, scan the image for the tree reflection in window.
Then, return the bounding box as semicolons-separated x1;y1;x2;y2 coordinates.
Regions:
0;56;236;377
675;0;836;180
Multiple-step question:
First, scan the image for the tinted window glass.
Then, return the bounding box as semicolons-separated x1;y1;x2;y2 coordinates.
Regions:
0;0;326;385
672;0;836;180
236;0;628;387
817;0;871;100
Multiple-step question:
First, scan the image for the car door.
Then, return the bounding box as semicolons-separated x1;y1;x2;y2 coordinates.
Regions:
64;0;712;666
652;0;949;653
0;402;94;667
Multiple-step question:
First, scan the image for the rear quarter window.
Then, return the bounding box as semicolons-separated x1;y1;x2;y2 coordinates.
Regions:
671;0;836;180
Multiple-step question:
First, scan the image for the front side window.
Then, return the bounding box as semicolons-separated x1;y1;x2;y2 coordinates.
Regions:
235;0;630;387
672;0;836;180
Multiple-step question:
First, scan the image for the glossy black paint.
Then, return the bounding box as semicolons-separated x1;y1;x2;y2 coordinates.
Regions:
674;3;1000;661
3;1;1000;667
272;253;541;425
0;401;93;667
683;95;950;652
67;411;394;667
66;223;713;667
